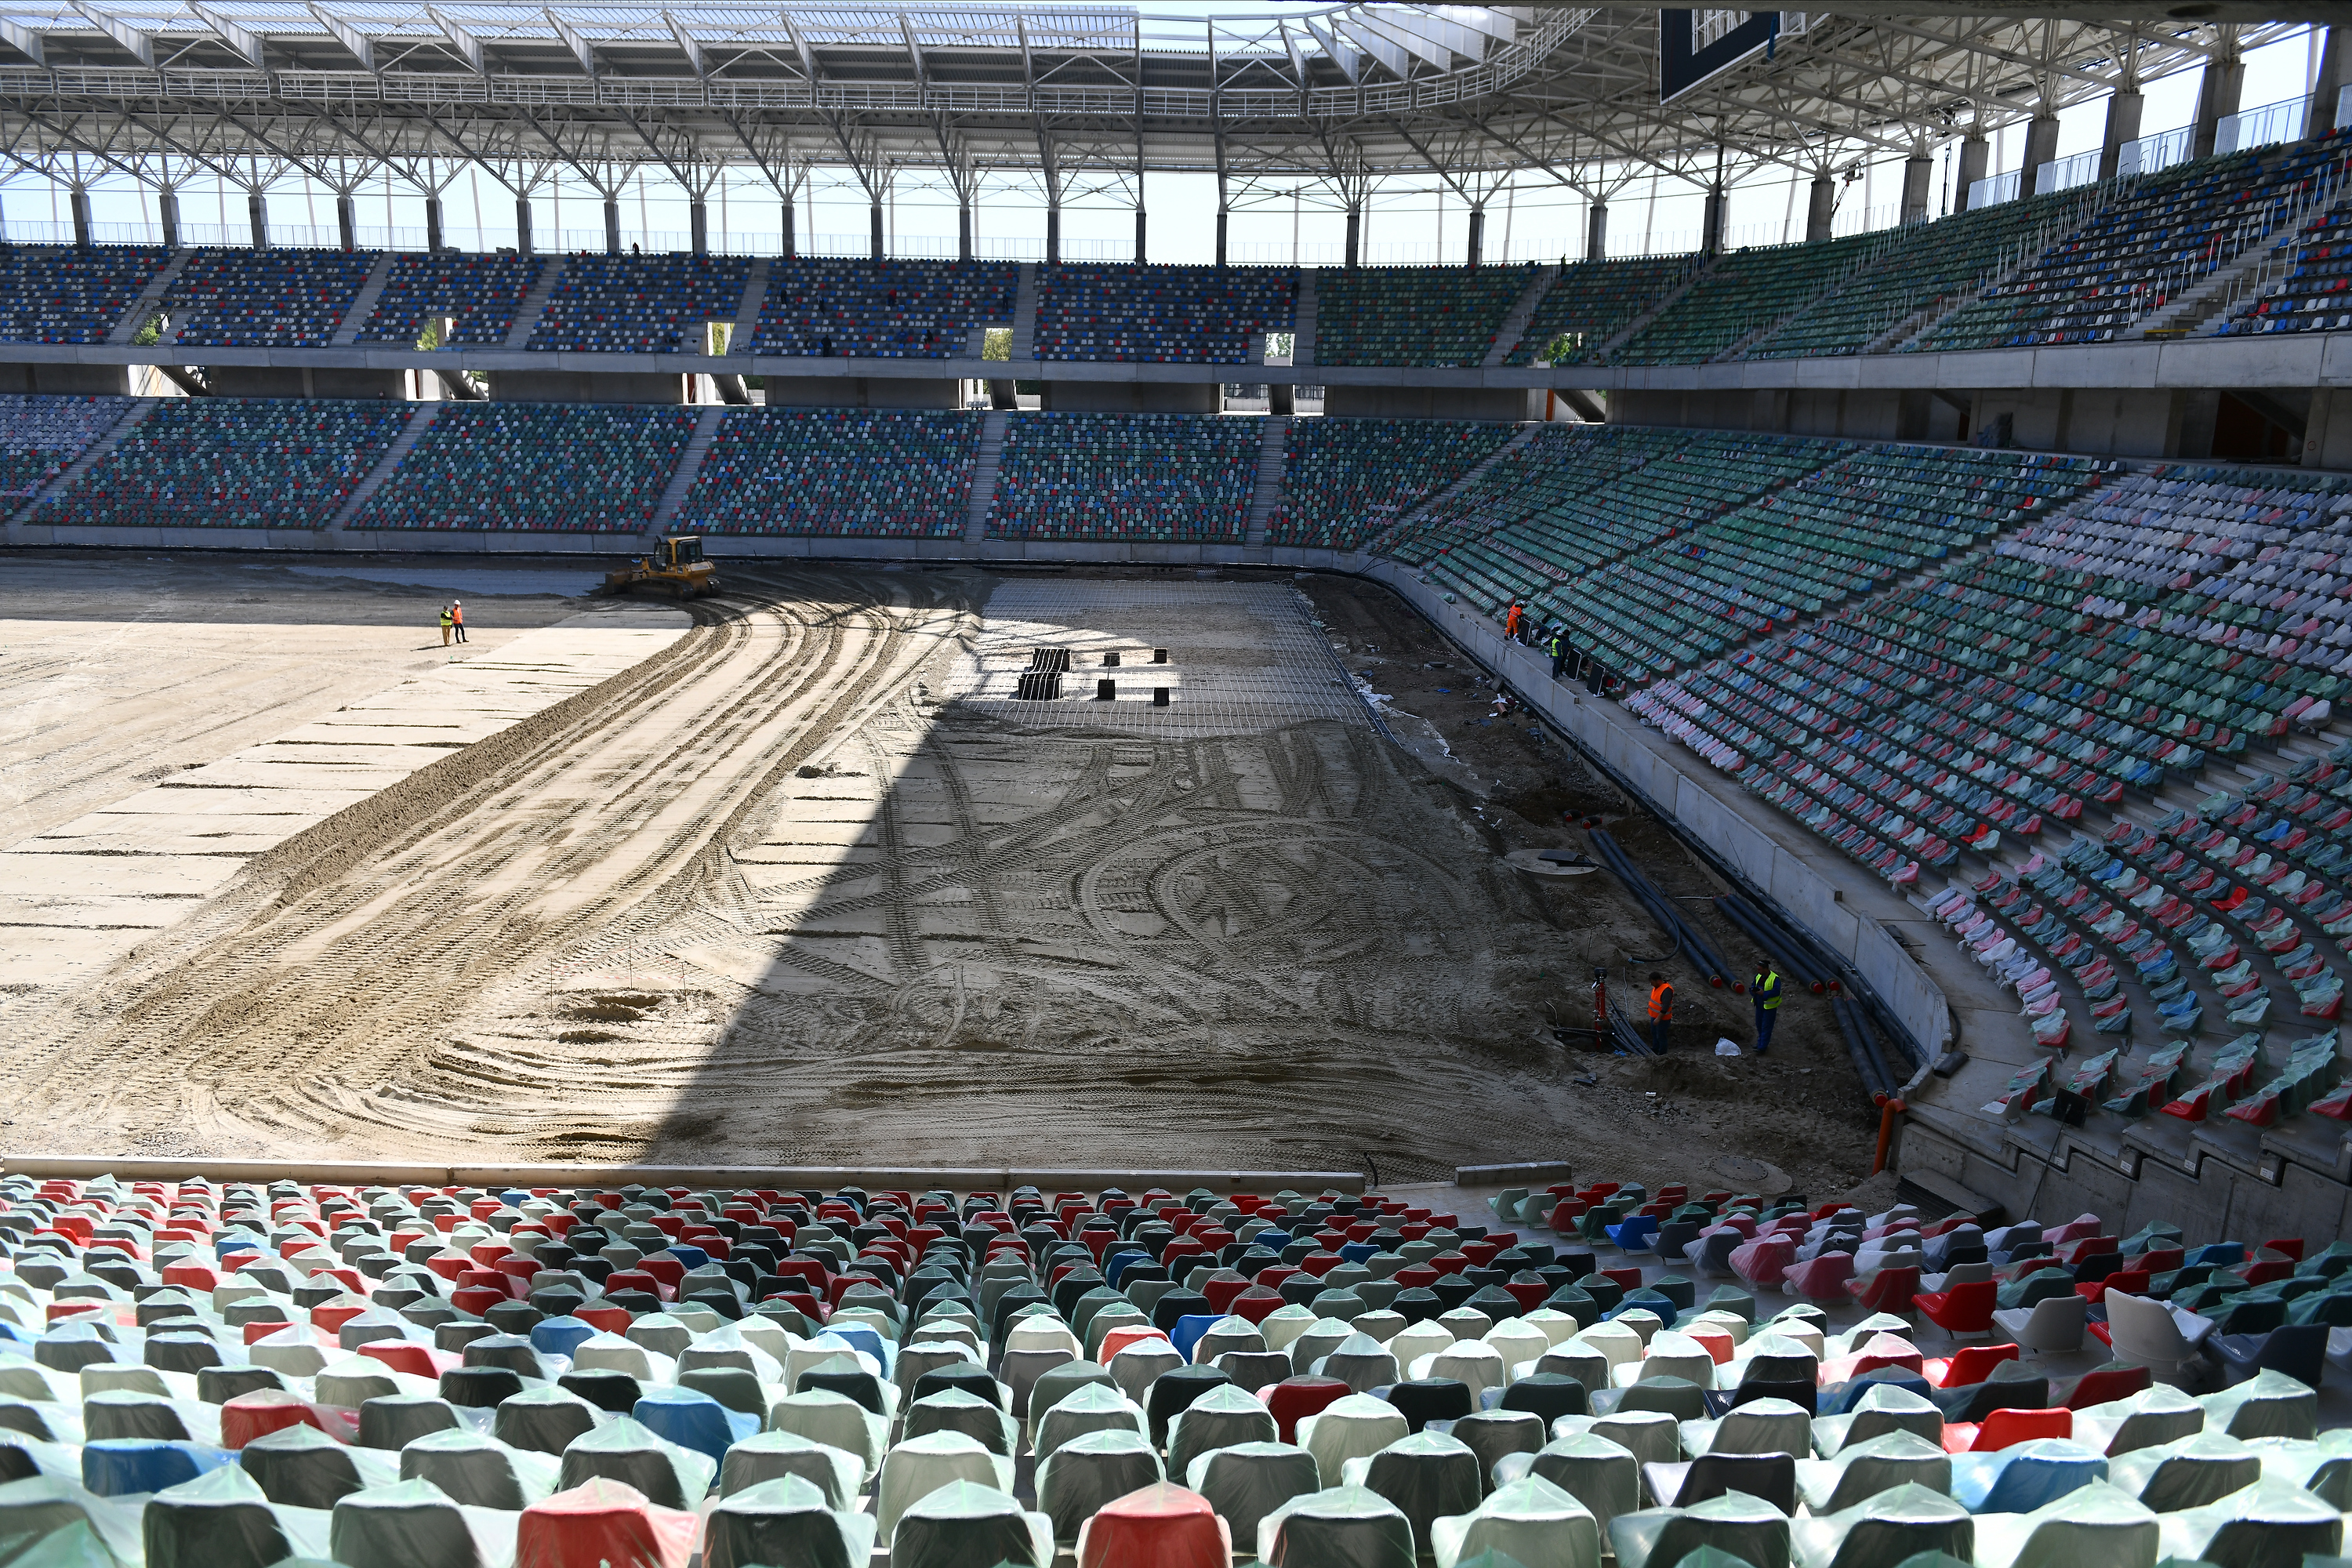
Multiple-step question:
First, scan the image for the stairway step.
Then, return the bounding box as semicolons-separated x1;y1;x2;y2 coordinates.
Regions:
505;257;565;350
333;403;443;529
650;405;733;535
967;410;1010;544
1484;263;1561;368
728;257;770;355
9;398;157;527
1244;416;1291;546
330;252;397;347
106;253;192;347
1293;270;1319;368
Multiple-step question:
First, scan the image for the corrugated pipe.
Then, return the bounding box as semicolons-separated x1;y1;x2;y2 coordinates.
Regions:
1713;895;1834;995
1833;995;1896;1100
1589;829;1737;992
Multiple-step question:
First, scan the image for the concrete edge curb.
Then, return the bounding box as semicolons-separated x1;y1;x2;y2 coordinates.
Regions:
0;1156;1368;1192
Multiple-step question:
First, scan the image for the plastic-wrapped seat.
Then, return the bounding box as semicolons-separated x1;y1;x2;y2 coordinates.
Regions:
1605;1486;1793;1568
79;1439;234;1497
328;1477;505;1568
767;1388;886;1479
1342;1431;1481;1551
0;1475;146;1565
2070;1385;2206;1455
1950;1437;2109;1512
1642;1450;1798;1513
140;1463;308;1568
1166;1382;1276;1480
1787;1480;1972;1568
1075;1479;1230;1568
1110;1341;1185;1406
1298;1393;1409;1478
1038;1428;1163;1541
398;1428;560;1509
1186;1440;1319;1547
702;1473;879;1568
1555;1409;1680;1465
1809;1385;1943;1454
1035;1381;1149;1465
2106;1429;2260;1510
358;1394;462;1452
555;1413;717;1508
633;1385;759;1465
1429;1474;1599;1568
1317;1334;1400;1394
1679;1399;1811;1459
877;1430;1013;1537
238;1421;397;1508
2154;1473;2343;1568
1257;1483;1416;1568
491;1386;601;1456
1794;1429;1951;1512
516;1476;698;1568
2199;1369;2317;1439
1264;1377;1351;1443
717;1428;861;1505
889;1479;1053;1568
1969;1480;2161;1568
1494;1433;1639;1530
1442;1408;1544;1487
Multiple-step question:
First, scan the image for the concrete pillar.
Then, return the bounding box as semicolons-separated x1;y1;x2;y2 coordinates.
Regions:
958;202;972;262
2100;89;2145;181
2022;113;2062;194
515;196;532;254
424;194;444;253
781;199;794;259
1345;206;1360;269
603;198;621;255
1900;155;1932;223
1134;206;1146;266
1806;172;1836;240
336;194;357;251
868;201;884;260
248;192;267;249
69;188;91;246
2193;51;2245;160
1585;199;1606;260
1956;134;1990;209
689;199;708;255
157;188;180;249
1214;208;1228;267
1702;183;1726;252
2310;26;2347;140
1466;205;1484;267
1046;205;1061;264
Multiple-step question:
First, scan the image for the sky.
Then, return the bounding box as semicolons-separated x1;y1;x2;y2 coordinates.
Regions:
13;20;2332;265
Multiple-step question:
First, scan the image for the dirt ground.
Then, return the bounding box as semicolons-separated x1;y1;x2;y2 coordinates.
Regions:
0;557;1878;1198
0;554;580;843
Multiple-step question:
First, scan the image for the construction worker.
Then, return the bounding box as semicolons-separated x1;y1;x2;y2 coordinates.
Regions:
1647;971;1674;1054
1504;601;1524;643
1548;627;1568;680
438;604;453;647
451;600;468;644
1753;956;1782;1055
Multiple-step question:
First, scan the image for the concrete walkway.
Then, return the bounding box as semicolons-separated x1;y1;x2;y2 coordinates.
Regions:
0;604;688;989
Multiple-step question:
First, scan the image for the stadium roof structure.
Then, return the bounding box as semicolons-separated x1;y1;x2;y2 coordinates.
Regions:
0;1;2315;223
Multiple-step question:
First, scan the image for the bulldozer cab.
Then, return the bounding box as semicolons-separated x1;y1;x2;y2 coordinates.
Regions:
661;535;704;568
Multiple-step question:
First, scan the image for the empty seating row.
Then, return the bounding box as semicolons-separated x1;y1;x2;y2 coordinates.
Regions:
0;245;170;344
350;402;697;532
0;393;131;497
678;408;980;539
753;259;1019;360
160;248;380;350
4;1174;2343;1568
1265;419;1518;550
31;397;405;529
2220;194;2352;336
1926;135;2352;350
528;253;750;354
1507;256;1696;366
1745;194;2079;360
1312;266;1536;367
356;253;546;348
1610;239;1864;366
985;412;1258;543
1033;265;1296;365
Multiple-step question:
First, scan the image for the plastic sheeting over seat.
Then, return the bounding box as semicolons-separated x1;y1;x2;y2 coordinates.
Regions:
702;1473;878;1568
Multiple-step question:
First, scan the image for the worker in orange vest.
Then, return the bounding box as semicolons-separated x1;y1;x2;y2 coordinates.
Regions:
1647;972;1674;1054
1504;601;1524;642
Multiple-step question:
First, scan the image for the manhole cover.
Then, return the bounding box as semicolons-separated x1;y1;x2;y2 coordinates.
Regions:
1708;1155;1791;1195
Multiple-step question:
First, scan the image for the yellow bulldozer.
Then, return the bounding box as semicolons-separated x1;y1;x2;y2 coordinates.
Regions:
601;535;720;600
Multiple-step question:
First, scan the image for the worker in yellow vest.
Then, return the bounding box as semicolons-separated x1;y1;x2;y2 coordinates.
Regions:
1647;972;1674;1054
1753;956;1782;1056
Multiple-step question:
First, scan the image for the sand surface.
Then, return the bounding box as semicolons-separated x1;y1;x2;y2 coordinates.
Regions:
0;560;1879;1191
